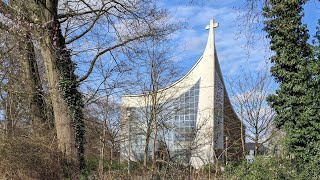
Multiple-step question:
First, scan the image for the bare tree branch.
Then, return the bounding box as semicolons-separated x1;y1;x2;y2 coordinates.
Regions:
78;33;154;83
65;9;105;44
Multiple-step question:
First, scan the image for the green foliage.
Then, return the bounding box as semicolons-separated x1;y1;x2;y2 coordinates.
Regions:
85;155;99;171
263;0;320;172
108;162;127;171
224;157;319;180
85;154;141;174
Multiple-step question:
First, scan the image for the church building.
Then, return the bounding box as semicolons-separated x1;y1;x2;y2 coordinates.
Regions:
120;19;243;168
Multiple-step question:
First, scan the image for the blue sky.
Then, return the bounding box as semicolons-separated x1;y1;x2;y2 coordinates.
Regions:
160;0;320;80
74;0;319;99
158;0;319;142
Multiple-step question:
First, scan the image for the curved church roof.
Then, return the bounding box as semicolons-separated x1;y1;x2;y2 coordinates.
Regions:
123;19;226;97
122;19;235;115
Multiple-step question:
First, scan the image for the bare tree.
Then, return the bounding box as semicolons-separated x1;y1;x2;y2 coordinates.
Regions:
121;36;180;175
84;94;122;177
227;69;275;155
85;56;128;177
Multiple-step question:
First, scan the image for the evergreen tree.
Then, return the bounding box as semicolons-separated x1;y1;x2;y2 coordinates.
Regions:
263;0;320;175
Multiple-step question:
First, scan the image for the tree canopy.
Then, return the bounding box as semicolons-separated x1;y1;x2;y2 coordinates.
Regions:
263;0;320;175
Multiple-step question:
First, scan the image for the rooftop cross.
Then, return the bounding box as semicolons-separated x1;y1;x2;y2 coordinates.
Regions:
204;19;219;54
205;19;219;30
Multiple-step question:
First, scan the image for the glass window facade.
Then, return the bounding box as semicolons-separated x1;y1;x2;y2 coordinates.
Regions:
125;80;200;160
165;80;200;159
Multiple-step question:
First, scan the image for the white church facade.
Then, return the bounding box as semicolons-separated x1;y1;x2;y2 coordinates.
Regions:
120;19;243;168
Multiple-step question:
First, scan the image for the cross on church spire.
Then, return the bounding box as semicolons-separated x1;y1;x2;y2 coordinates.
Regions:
204;19;219;54
205;19;219;30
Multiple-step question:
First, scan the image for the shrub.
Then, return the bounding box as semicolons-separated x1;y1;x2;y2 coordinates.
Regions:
225;156;320;180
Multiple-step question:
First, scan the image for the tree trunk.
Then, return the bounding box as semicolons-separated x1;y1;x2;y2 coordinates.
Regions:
151;110;158;164
4;66;18;137
151;115;158;178
21;33;51;134
240;119;245;156
99;130;105;177
143;119;152;167
99;96;109;177
5;91;14;137
110;146;113;164
39;28;86;170
150;57;159;176
240;106;245;157
36;1;85;169
39;36;75;158
254;134;259;156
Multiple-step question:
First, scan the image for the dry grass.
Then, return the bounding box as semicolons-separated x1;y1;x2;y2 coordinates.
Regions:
0;134;79;179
